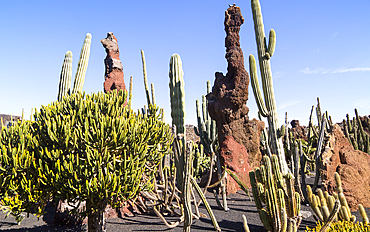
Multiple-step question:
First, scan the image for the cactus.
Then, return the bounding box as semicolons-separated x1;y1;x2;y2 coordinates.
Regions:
72;33;92;94
343;109;370;154
194;80;217;156
307;172;368;227
58;33;92;100
249;0;289;175
169;53;186;136
58;51;73;101
250;155;301;232
167;54;220;232
141;50;152;106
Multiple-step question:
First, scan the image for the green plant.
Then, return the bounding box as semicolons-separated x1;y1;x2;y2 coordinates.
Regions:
306;172;369;229
1;90;172;232
250;155;301;232
249;0;289;175
58;33;92;101
343;109;370;154
169;53;186;136
306;220;370;232
0;118;49;223
168;53;220;232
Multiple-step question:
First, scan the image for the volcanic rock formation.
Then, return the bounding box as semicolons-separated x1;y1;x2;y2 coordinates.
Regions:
320;124;370;211
207;5;264;193
101;32;127;100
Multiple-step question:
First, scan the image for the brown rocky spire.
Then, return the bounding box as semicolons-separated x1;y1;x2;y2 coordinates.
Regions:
207;5;264;193
101;32;127;103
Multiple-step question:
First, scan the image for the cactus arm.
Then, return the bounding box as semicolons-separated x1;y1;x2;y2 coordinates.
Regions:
150;83;156;106
249;55;269;117
190;176;221;232
128;76;133;110
183;141;193;232
58;51;73;101
72;33;91;94
266;29;276;59
141;50;151;106
358;204;369;224
242;215;251;232
319;200;340;232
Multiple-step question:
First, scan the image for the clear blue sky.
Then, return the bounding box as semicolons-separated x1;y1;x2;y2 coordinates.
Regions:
1;1;370;126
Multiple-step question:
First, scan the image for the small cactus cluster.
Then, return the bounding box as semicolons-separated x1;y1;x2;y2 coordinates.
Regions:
250;155;302;232
194;80;217;156
58;33;92;101
307;172;369;226
343;109;370;154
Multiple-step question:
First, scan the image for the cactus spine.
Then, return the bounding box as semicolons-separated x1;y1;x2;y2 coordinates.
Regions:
72;33;92;94
58;33;92;100
58;51;73;101
169;53;186;136
249;0;289;174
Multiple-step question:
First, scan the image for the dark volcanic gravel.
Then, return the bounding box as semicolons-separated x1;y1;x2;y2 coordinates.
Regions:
1;176;369;232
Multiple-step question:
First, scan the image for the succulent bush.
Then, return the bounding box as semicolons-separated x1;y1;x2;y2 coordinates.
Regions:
1;90;172;232
306;220;370;232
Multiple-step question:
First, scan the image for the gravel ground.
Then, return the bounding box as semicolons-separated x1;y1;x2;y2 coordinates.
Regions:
1;177;369;232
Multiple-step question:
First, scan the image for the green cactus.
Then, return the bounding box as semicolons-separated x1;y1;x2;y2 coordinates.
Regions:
58;51;73;101
307;172;369;227
343;109;370;154
250;155;301;232
58;33;92;100
169;53;186;136
168;54;220;232
141;50;152;106
194;80;217;156
249;0;289;175
72;33;91;94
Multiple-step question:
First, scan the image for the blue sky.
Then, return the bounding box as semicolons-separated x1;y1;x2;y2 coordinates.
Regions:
1;1;370;126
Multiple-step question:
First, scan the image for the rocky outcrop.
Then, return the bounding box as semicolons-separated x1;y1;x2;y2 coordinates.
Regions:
290;120;307;141
320;124;370;211
207;5;264;193
101;32;127;101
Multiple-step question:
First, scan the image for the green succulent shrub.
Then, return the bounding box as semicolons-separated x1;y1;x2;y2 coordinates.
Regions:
0;90;172;232
306;220;370;232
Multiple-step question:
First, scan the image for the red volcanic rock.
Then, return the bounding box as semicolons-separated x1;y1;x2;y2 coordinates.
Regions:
101;32;127;103
321;124;370;211
219;136;253;192
207;5;264;193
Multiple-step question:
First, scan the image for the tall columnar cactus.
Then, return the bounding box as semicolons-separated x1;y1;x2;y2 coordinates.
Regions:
72;33;92;94
58;51;73;101
169;53;186;136
249;0;289;175
250;155;301;232
58;33;92;101
141;50;152;106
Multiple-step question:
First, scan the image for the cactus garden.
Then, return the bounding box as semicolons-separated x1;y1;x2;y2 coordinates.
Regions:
1;1;370;232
